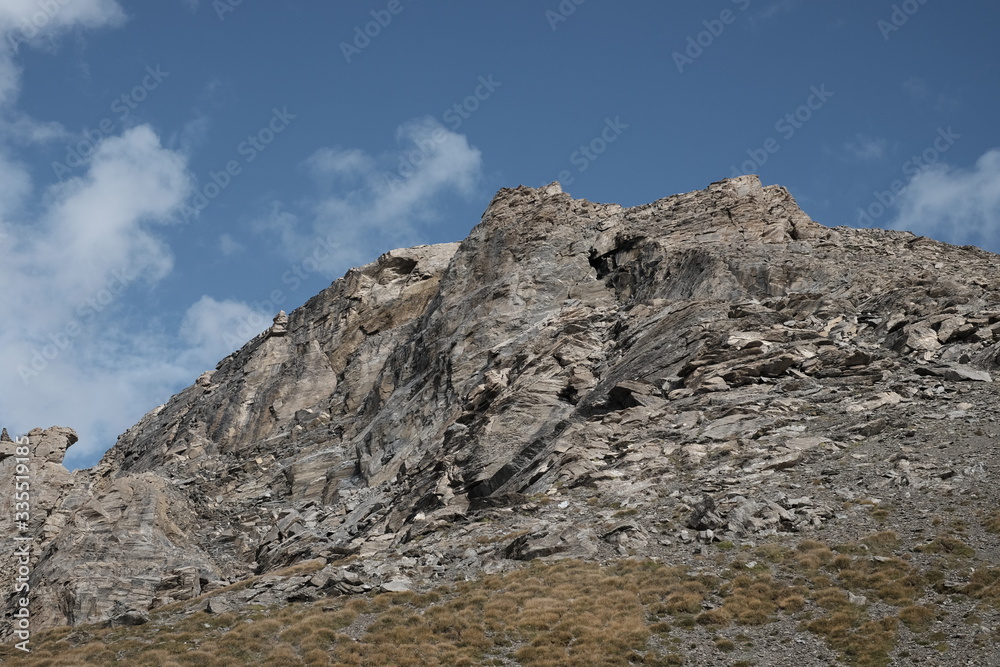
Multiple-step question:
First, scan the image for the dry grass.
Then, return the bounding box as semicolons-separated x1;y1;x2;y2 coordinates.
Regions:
805;614;899;667
333;560;672;666
4;531;997;667
861;531;900;555
899;605;938;633
914;536;976;558
794;540;836;571
961;567;1000;608
835;556;924;606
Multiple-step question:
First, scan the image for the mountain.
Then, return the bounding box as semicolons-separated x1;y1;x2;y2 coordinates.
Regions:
3;176;1000;665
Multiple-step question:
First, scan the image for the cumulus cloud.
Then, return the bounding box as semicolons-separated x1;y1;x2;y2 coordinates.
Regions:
0;125;196;466
45;126;191;283
889;149;1000;253
261;116;483;273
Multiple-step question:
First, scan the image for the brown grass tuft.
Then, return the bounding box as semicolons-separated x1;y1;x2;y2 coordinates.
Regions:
915;536;976;557
899;605;937;633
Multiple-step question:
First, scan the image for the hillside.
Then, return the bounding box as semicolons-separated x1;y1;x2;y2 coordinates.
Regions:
3;175;1000;666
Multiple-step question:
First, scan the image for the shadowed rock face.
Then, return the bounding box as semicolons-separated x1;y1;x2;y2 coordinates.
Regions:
4;175;1000;633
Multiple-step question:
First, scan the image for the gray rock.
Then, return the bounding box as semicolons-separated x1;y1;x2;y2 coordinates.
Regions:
944;365;993;383
380;580;412;593
4;175;1000;640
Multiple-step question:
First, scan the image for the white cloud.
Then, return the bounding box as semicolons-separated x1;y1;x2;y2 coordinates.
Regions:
0;111;69;144
41;126;191;289
0;0;203;466
0;0;278;470
0;125;197;466
845;134;888;161
261;116;483;273
0;0;125;105
306;147;377;185
890;149;1000;252
0;115;282;471
0;0;124;32
179;296;270;364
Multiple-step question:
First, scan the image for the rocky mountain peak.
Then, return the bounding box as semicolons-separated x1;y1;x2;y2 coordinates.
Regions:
3;177;999;663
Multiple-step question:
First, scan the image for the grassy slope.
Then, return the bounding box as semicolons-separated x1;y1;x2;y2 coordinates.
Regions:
4;518;1000;667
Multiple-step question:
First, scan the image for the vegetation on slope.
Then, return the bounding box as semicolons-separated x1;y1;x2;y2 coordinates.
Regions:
4;529;1000;667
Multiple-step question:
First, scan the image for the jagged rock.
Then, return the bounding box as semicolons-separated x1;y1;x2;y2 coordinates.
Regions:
505;526;598;561
31;426;78;464
271;310;289;336
3;175;1000;636
687;495;719;530
943;365;993;383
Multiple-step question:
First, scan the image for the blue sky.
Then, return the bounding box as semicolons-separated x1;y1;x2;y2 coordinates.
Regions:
1;0;998;468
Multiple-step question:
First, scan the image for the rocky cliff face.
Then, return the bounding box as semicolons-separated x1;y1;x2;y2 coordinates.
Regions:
3;176;1000;641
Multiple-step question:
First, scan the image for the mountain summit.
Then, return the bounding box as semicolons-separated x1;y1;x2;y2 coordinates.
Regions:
4;176;1000;664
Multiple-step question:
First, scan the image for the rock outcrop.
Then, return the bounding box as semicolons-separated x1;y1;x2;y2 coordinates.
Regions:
3;175;1000;640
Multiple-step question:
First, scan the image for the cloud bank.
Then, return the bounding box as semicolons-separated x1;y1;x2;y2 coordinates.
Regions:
889;149;1000;252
